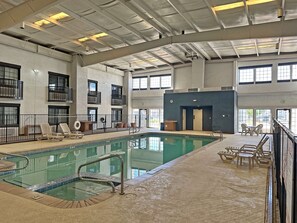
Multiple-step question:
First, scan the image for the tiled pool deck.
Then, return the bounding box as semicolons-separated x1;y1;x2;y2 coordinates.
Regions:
0;129;269;223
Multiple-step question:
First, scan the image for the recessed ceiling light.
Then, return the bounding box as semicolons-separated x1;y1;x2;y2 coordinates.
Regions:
78;37;89;42
34;19;50;26
93;32;108;38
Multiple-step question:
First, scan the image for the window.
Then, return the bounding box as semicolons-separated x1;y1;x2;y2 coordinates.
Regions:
111;85;122;98
255;67;272;83
132;77;147;90
239;65;272;84
149;109;163;128
111;108;122;122
88;80;97;92
255;109;271;133
0;62;20;80
277;63;297;82
0;104;19;127
48;72;69;91
88;107;97;122
48;106;69;125
238;109;253;131
150;75;171;89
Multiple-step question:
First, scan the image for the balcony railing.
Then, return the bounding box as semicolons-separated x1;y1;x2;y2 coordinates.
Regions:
0;78;23;100
88;91;101;104
111;94;126;105
48;86;73;102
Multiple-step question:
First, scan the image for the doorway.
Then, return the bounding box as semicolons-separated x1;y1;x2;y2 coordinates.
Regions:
139;109;147;128
193;109;203;131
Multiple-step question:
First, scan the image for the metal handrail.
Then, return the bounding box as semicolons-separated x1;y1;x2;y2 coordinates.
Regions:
0;152;29;172
77;152;125;195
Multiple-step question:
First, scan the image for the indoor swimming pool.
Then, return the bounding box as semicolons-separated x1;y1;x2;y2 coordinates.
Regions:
0;133;216;201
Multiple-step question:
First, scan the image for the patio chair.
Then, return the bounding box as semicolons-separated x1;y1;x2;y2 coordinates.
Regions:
39;123;64;141
59;123;84;139
253;124;263;136
241;123;249;135
217;150;238;163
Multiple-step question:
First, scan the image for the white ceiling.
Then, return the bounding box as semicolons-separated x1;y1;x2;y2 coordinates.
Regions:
1;0;297;71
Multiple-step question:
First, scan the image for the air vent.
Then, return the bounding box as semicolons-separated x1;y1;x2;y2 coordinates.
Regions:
221;86;234;91
165;90;174;93
188;88;199;92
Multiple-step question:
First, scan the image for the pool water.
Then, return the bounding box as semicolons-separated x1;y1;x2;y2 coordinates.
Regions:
1;133;216;200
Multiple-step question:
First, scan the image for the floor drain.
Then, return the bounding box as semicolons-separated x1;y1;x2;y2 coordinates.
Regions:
134;186;147;192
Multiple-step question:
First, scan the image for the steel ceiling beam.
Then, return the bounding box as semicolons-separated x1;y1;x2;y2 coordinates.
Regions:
230;41;240;58
243;0;253;25
254;40;259;56
207;42;222;59
146;51;172;66
0;0;65;32
82;19;297;66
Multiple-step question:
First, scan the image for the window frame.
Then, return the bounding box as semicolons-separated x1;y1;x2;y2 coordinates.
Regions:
0;103;20;127
239;65;272;85
149;74;171;90
0;61;21;81
277;62;297;82
111;108;122;122
88;107;98;122
88;80;98;92
48;72;69;92
48;106;69;126
132;76;148;90
111;84;123;97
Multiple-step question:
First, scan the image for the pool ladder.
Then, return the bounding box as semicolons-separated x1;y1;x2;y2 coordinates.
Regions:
0;152;30;172
77;152;125;195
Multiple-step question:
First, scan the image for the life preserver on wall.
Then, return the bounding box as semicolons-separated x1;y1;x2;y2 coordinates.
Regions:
74;120;81;130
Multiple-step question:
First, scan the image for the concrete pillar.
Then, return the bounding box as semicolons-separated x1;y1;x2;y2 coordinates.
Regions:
123;71;132;124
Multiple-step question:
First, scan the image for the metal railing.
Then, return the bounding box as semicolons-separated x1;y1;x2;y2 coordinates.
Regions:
111;94;126;105
77;152;125;195
0;151;29;172
88;91;101;104
0;78;23;100
48;86;73;102
272;119;296;223
0;114;139;144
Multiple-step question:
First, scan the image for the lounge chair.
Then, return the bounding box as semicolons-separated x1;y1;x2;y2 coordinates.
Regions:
39;123;64;141
59;123;84;139
218;135;271;167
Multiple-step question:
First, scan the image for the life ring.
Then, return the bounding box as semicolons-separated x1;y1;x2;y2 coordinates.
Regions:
74;121;81;130
74;150;80;157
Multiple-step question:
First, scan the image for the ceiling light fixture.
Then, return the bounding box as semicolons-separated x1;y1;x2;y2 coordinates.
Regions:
237;44;274;50
213;0;275;11
78;33;108;42
34;12;69;26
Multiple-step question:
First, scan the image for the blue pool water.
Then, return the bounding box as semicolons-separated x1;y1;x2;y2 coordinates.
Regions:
0;133;216;200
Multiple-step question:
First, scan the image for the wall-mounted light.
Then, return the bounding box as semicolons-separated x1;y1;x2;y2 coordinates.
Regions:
193;99;197;102
32;69;39;74
170;99;174;104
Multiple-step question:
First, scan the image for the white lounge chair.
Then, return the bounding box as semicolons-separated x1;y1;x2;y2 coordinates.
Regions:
59;123;84;139
40;123;64;141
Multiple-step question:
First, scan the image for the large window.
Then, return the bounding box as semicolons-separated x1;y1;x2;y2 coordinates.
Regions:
238;108;272;133
277;63;297;82
111;108;122;122
132;77;147;90
239;65;272;84
48;106;69;125
0;104;19;127
150;75;171;89
0;62;20;80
